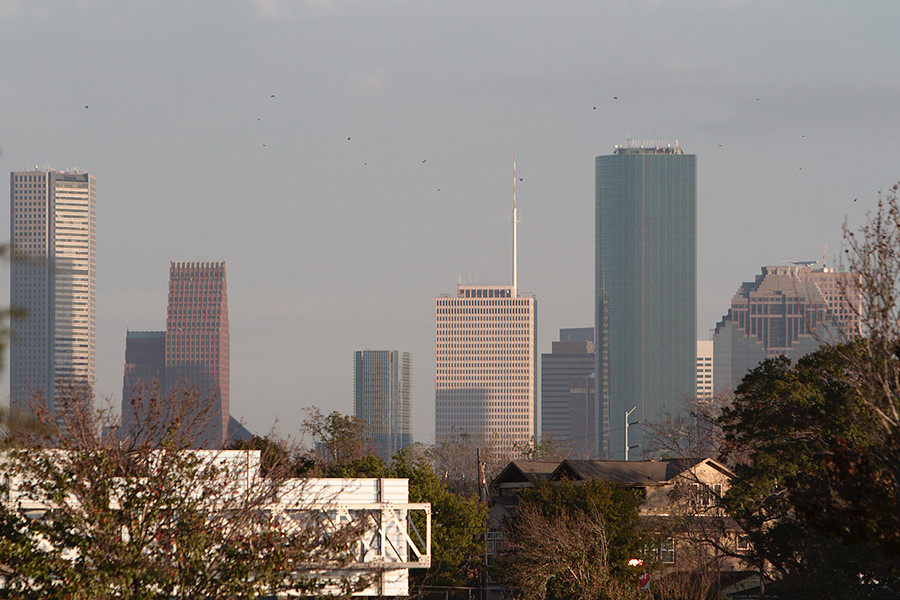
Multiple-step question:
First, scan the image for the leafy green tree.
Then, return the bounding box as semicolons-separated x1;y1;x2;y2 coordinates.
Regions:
389;444;488;592
718;343;899;597
495;479;645;600
299;407;385;477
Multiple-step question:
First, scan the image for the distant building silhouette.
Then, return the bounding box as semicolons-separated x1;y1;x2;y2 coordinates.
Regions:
595;141;696;460
713;264;859;391
353;350;414;461
541;328;594;455
165;261;230;447
121;330;166;432
10;169;96;416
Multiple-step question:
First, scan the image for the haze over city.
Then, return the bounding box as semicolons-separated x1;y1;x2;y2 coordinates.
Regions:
2;0;898;444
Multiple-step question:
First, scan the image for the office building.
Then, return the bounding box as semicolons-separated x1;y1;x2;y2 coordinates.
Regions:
121;330;166;433
541;328;594;450
353;350;414;461
10;169;96;415
435;284;537;457
713;264;857;391
165;261;230;447
595;141;697;460
696;340;714;400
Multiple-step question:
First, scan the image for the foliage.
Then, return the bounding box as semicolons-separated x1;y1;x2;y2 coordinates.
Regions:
301;406;379;474
511;435;572;462
718;343;900;597
495;479;645;600
0;390;366;599
389;444;488;591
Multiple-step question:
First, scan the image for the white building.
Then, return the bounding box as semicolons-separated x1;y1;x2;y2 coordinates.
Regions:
696;340;713;400
10;169;96;412
435;284;537;458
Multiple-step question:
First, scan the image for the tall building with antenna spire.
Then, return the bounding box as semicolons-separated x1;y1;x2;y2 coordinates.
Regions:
434;158;537;459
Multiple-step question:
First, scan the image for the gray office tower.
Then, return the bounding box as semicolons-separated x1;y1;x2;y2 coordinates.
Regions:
121;330;166;433
541;328;595;457
595;141;696;460
10;170;96;416
354;350;414;461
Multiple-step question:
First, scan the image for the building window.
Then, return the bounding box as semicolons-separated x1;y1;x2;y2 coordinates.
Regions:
660;538;675;564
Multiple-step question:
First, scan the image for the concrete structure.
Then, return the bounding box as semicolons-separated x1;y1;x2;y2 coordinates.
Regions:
713;264;857;391
353;350;414;461
165;261;230;447
595;141;697;459
696;340;714;400
435;284;537;458
10;169;96;415
540;328;594;453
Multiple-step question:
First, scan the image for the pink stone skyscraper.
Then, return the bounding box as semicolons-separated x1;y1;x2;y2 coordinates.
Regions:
165;261;230;447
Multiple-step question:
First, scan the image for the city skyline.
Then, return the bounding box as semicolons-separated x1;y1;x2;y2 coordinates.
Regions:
1;2;898;443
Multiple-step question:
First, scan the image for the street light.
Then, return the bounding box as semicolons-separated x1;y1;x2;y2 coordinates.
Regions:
625;406;640;461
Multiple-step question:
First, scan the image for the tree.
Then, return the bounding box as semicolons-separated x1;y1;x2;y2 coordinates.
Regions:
299;407;385;478
0;388;368;599
494;479;645;600
389;444;488;593
717;344;899;597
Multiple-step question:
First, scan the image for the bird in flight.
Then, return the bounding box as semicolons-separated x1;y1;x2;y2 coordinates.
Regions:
84;105;88;109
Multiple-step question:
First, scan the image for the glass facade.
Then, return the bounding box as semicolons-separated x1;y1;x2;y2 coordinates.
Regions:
595;144;696;459
353;350;414;461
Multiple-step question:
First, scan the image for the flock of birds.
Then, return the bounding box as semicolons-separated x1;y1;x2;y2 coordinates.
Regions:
81;92;817;185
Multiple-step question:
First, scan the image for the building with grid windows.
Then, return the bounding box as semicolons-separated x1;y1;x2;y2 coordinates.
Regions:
696;340;713;400
596;141;696;460
10;170;96;415
353;350;414;461
165;261;230;447
713;264;859;392
435;284;537;458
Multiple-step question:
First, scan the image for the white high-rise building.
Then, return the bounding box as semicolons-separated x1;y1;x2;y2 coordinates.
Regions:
435;285;537;457
10;169;96;413
696;340;713;400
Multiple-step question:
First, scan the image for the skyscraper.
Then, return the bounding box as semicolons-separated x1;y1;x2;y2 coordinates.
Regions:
121;330;166;433
10;169;96;414
435;284;537;457
713;264;858;392
165;261;230;447
353;350;414;461
435;158;537;459
540;328;594;449
696;340;714;400
595;141;696;460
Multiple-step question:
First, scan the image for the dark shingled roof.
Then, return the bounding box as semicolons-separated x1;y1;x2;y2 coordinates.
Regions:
550;458;707;486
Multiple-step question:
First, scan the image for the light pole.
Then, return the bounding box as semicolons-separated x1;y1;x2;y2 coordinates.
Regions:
625;406;640;461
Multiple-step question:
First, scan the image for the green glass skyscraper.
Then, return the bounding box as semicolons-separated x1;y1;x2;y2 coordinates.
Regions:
595;141;696;460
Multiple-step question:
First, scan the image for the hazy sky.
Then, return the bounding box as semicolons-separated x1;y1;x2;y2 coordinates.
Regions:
1;0;898;444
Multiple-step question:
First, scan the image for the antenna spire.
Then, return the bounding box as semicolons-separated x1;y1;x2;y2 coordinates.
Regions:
512;156;519;297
